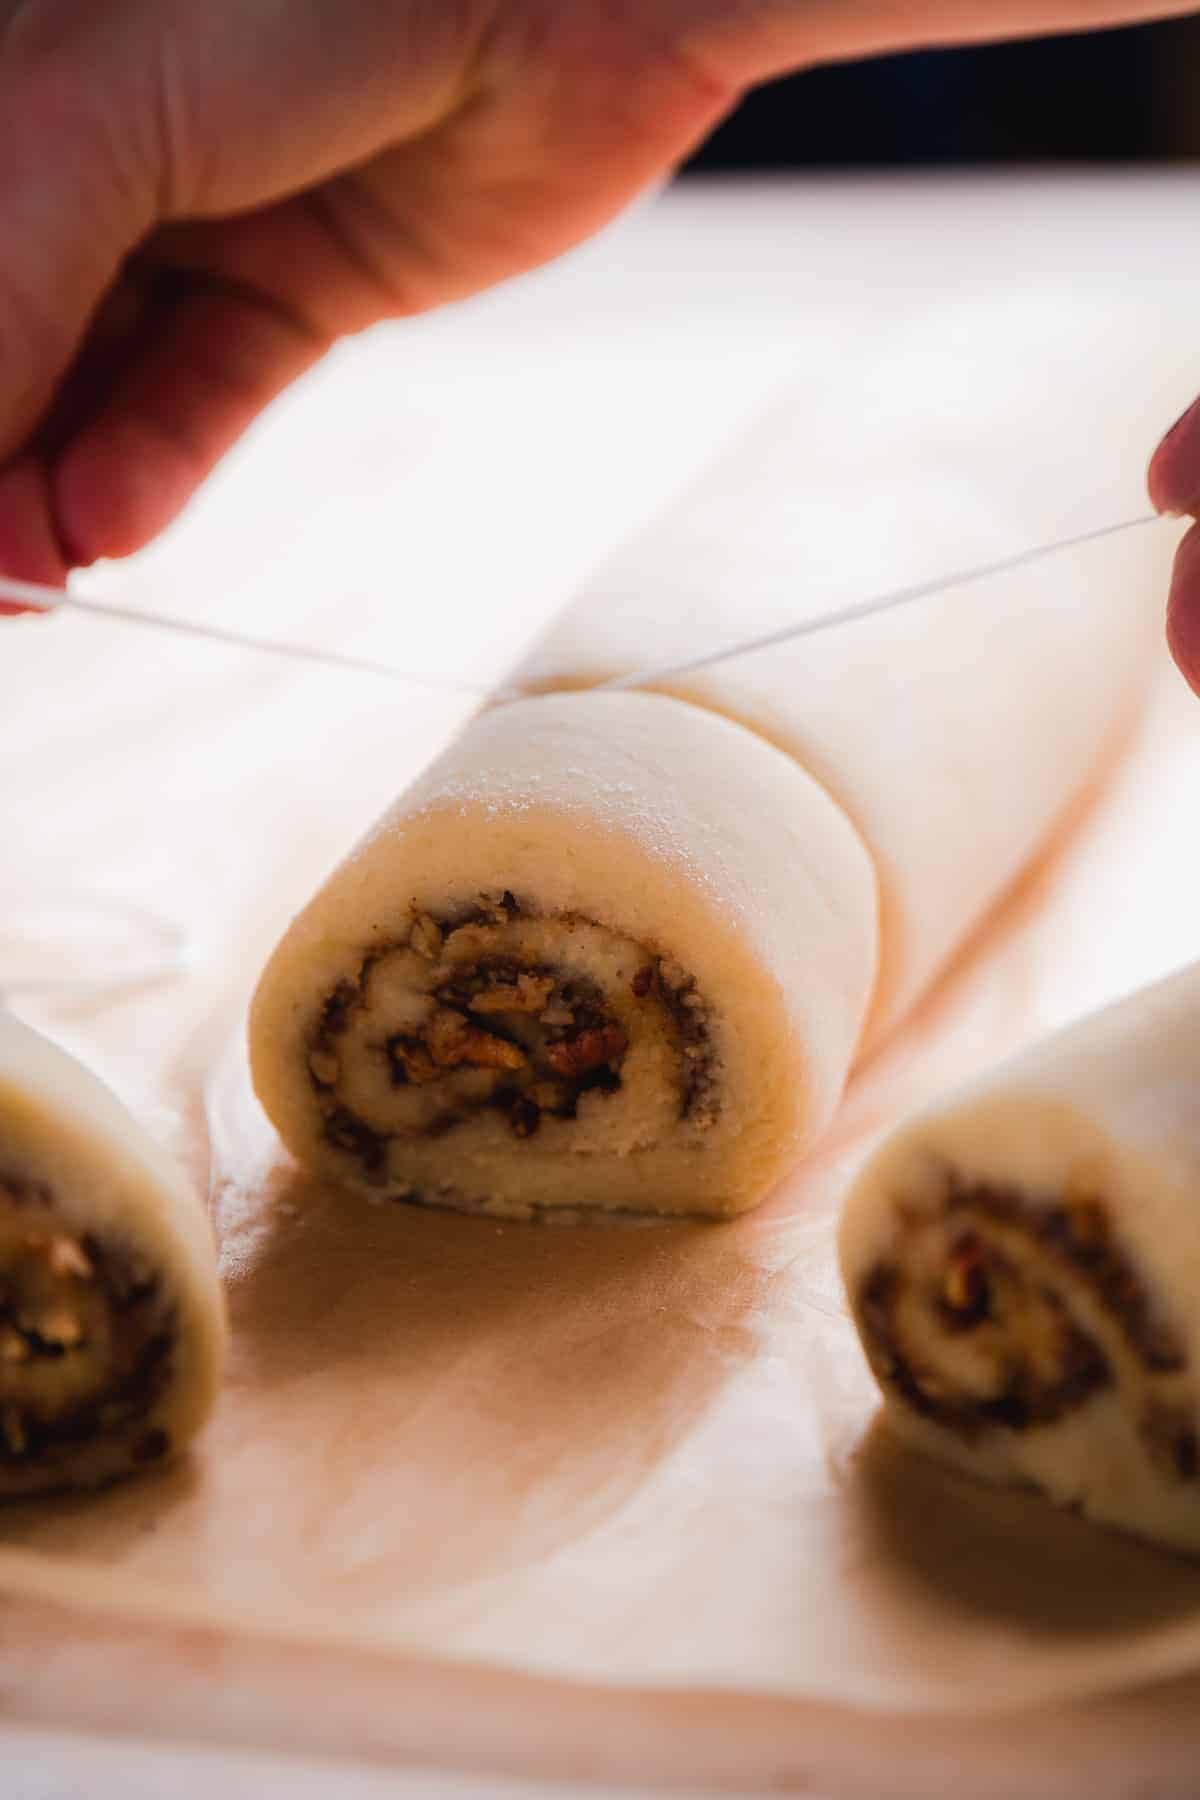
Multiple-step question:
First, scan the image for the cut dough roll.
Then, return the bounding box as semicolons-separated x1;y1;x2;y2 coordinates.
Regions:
515;425;1165;1041
0;1011;226;1495
840;962;1200;1554
249;691;879;1219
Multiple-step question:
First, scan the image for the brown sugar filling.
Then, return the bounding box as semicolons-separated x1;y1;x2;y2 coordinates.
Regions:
0;1175;176;1485
306;895;717;1182
856;1175;1195;1479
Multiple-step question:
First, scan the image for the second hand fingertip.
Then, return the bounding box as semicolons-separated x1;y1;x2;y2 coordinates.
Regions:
1148;458;1194;520
1149;400;1200;518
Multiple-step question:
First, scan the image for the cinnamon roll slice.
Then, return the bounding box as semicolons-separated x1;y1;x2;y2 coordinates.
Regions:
250;692;879;1219
0;1012;225;1495
841;963;1200;1553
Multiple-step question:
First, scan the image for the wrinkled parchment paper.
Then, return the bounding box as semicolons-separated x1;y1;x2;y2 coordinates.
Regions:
7;181;1200;1794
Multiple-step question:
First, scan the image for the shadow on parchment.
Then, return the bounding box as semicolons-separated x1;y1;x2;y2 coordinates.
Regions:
203;1146;781;1598
846;1417;1200;1642
0;1065;784;1614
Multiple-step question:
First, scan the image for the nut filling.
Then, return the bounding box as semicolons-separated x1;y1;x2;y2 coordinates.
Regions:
306;896;719;1185
856;1176;1195;1478
0;1175;176;1486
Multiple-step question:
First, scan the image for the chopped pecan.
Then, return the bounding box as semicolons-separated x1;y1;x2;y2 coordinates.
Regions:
545;1023;628;1079
940;1235;990;1328
470;975;555;1016
476;890;520;924
657;958;689;994
389;1038;439;1085
538;1002;574;1029
36;1307;83;1348
47;1236;93;1281
427;1009;526;1072
409;914;443;960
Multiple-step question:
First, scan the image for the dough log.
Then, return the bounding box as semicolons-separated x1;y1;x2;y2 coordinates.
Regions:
251;357;1164;1221
0;1011;225;1495
250;692;879;1219
840;964;1200;1554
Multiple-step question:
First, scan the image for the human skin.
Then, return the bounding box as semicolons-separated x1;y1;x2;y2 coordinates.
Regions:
0;0;1194;616
1149;415;1200;692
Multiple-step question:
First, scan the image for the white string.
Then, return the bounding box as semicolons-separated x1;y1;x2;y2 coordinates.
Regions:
3;577;507;701
1;510;1162;701
599;512;1161;692
69;595;506;696
3;509;1163;1010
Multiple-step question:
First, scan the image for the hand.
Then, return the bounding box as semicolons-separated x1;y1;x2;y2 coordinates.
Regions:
0;0;1193;614
1148;406;1200;692
0;0;738;608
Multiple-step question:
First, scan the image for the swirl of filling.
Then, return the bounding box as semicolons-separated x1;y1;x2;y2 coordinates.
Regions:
0;1175;176;1494
855;1176;1196;1483
306;895;718;1191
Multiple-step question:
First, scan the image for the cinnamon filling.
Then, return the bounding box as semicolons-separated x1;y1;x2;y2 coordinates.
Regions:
0;1176;175;1481
307;895;717;1183
857;1176;1194;1478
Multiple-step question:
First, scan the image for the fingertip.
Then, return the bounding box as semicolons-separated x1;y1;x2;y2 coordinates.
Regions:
0;456;70;616
1149;399;1200;518
1147;452;1176;518
1148;443;1186;518
50;288;324;564
54;416;200;564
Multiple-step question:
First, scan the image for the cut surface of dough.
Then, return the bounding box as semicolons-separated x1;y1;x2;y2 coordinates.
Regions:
0;1011;225;1495
840;962;1200;1554
250;691;879;1219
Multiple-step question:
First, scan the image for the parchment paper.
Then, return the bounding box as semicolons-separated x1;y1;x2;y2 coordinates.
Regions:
7;179;1200;1794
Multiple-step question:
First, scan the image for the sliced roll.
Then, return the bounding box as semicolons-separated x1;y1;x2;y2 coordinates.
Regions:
0;1010;225;1495
840;962;1200;1554
249;691;879;1219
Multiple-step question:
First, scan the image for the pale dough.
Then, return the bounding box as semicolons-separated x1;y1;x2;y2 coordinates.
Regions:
840;961;1200;1553
515;448;1164;1043
0;1010;226;1494
250;691;879;1218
